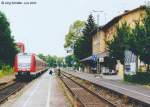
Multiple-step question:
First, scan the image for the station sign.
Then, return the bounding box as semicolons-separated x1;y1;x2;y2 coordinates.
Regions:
92;55;97;62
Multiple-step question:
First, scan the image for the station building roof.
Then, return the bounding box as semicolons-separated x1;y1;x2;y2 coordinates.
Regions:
80;51;109;62
90;5;146;36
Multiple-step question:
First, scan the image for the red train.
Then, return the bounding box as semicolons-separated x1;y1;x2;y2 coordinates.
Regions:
14;53;47;79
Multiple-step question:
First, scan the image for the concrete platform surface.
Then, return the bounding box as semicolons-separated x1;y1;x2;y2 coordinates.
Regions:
64;71;150;105
2;72;70;107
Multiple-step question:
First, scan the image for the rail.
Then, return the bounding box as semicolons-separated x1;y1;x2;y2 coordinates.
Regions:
60;71;117;107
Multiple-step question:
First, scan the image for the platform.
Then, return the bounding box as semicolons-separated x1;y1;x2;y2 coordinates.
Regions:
63;70;150;105
1;71;70;107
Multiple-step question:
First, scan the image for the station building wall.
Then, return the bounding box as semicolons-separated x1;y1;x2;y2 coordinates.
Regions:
87;6;147;74
92;6;146;55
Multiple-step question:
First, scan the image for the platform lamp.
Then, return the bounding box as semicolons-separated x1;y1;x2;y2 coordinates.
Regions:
92;10;106;74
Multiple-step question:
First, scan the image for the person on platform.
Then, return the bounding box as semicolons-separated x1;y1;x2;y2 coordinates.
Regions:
49;69;53;75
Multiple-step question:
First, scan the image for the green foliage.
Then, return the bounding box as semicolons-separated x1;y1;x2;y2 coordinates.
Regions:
44;55;65;68
38;53;46;61
74;14;97;59
38;54;65;68
65;55;75;67
64;15;97;60
1;64;14;75
64;20;85;48
82;14;97;38
107;23;131;64
65;54;82;69
107;7;150;72
74;36;90;59
0;12;18;66
0;60;3;69
124;72;150;85
128;7;150;71
138;8;150;66
46;55;57;67
129;22;145;56
57;57;64;67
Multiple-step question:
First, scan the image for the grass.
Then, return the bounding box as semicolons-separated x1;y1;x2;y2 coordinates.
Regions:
0;65;14;78
0;70;3;78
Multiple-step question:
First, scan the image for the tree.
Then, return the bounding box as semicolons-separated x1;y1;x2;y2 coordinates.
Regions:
106;7;150;72
107;23;131;64
0;12;18;66
65;55;75;67
128;22;145;56
38;53;46;61
74;14;97;59
137;7;150;71
46;55;57;67
82;14;97;56
74;36;89;59
128;7;150;72
45;55;65;68
64;20;85;49
57;57;64;67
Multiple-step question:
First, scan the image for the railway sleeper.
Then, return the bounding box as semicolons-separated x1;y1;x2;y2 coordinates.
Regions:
61;71;150;107
61;76;115;107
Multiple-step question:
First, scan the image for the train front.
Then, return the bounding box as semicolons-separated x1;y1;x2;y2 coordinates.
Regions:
14;53;34;78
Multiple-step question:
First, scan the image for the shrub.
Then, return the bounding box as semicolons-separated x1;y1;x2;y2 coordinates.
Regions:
0;60;3;69
2;64;14;75
0;70;3;77
124;72;150;85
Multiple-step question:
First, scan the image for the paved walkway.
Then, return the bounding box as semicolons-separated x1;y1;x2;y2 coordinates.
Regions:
3;72;70;107
64;70;150;105
50;74;70;107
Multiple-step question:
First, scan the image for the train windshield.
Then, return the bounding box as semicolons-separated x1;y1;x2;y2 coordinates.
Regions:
18;55;32;69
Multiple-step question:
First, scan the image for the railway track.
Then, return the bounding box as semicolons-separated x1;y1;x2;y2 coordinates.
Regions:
0;79;16;91
61;71;150;107
61;72;116;107
0;81;28;104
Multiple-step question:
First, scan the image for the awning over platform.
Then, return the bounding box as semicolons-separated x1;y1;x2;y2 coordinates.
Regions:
80;51;109;62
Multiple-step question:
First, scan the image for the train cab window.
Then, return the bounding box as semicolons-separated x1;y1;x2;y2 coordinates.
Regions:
18;55;32;68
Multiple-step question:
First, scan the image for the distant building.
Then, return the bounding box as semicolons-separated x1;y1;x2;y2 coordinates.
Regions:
16;42;25;53
81;6;146;73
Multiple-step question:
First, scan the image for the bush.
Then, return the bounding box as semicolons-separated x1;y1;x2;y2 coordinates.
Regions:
124;72;150;85
0;60;3;69
0;70;3;77
1;64;14;75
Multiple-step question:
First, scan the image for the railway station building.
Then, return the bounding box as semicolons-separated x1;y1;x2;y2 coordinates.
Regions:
81;6;146;77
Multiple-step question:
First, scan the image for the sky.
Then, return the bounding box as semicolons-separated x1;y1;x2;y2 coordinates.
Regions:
0;0;147;57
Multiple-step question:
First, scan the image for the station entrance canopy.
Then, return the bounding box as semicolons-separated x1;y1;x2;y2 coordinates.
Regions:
80;51;109;62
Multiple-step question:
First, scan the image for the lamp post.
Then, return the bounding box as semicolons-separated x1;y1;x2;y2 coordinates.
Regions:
92;10;106;25
92;10;106;74
145;0;150;7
